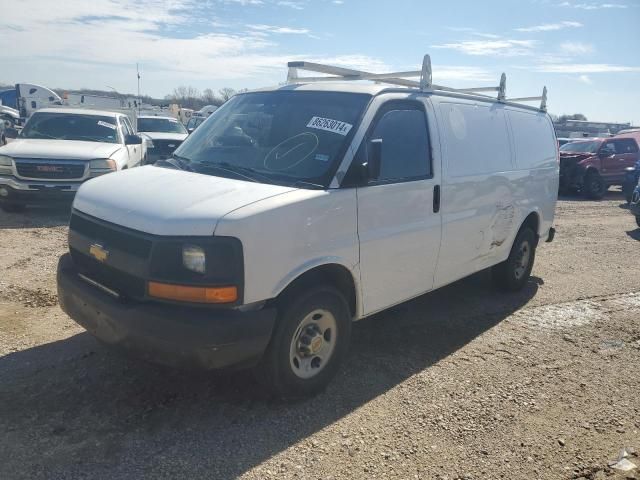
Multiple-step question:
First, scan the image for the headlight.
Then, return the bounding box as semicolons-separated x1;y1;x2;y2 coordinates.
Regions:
0;155;13;175
89;159;117;177
182;244;206;274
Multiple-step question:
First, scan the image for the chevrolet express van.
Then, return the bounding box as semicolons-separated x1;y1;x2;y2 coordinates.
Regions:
57;59;558;397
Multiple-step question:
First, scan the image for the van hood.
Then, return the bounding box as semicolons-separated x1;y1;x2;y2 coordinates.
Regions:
0;139;122;160
73;166;297;236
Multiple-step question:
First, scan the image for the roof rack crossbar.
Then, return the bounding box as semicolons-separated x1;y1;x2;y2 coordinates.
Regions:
286;55;548;111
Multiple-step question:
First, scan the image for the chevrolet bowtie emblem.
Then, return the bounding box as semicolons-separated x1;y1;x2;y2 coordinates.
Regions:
89;244;109;262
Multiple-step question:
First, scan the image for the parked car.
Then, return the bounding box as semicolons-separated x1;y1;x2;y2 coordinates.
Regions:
623;160;640;203
186;114;206;133
559;137;640;199
137;115;189;163
57;63;558;397
0;107;145;211
0;119;6;146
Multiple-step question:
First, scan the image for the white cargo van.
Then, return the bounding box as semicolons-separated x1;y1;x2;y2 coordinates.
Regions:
57;56;558;397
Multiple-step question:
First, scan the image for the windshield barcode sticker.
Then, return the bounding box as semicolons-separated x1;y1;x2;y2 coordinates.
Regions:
307;117;353;136
97;121;116;130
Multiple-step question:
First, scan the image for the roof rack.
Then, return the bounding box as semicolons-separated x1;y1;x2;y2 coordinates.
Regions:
287;54;548;112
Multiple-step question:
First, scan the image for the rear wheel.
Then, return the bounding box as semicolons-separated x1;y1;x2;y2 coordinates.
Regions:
583;172;606;200
257;285;351;399
492;227;537;292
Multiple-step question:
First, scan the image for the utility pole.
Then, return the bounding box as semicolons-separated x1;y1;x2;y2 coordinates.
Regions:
136;63;141;112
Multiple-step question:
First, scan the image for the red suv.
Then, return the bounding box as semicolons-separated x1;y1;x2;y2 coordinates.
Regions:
559;135;640;199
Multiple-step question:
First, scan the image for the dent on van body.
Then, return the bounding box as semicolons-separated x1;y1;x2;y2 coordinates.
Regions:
430;97;557;288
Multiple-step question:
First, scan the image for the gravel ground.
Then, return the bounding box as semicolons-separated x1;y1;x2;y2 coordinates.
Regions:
0;191;639;480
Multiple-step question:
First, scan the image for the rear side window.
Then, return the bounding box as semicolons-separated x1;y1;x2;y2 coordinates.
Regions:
440;102;512;177
369;106;431;182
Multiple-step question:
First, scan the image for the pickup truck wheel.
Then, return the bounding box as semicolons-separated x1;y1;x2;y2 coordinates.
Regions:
583;172;606;200
492;227;536;292
258;285;351;399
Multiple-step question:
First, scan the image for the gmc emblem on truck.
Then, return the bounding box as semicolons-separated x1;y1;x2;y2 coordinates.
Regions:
36;165;63;172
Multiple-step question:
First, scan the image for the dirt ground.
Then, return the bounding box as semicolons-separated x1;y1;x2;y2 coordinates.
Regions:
0;191;638;480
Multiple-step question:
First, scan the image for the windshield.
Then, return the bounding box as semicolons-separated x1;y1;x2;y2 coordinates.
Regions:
187;117;203;129
138;117;187;134
560;141;601;153
172;91;370;188
21;112;120;143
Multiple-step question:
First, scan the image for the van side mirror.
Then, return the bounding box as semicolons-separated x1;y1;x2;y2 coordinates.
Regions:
125;134;142;145
366;139;382;181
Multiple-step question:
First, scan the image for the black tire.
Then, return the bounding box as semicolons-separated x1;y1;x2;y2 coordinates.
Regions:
1;203;26;213
257;285;352;399
583;172;606;200
492;227;537;292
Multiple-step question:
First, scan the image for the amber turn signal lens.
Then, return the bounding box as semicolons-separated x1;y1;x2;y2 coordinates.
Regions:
148;282;238;304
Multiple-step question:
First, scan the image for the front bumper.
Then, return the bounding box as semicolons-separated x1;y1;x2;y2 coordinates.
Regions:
57;253;277;369
0;176;80;204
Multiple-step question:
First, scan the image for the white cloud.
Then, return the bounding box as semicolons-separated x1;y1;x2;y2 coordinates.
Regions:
332;0;345;4
558;2;628;9
247;24;310;34
578;74;593;84
277;1;305;9
533;63;640;73
432;39;536;56
560;41;594;55
515;21;582;32
433;66;495;83
224;0;264;5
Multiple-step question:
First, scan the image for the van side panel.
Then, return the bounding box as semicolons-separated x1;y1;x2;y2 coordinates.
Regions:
433;98;517;288
506;108;559;239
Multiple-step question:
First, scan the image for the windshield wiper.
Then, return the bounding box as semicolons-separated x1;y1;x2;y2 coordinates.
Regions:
155;154;193;171
200;161;262;183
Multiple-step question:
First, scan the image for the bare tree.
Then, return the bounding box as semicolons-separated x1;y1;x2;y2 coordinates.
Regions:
218;87;236;103
167;85;202;109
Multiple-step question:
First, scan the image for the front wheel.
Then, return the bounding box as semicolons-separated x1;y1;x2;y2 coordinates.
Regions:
257;285;352;399
583;172;606;200
492;227;537;292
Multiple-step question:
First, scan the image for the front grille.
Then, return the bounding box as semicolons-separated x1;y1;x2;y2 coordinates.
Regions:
16;159;85;179
69;213;153;259
70;247;146;299
151;140;183;156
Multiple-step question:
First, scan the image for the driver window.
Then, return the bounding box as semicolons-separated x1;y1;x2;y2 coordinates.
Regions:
602;141;617;154
369;106;431;182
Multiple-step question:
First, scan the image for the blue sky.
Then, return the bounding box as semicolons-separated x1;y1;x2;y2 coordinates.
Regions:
1;0;639;123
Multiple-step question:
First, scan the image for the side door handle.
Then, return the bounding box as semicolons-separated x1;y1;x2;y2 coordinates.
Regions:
433;185;441;213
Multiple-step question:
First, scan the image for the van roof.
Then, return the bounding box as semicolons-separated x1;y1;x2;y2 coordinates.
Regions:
36;107;121;117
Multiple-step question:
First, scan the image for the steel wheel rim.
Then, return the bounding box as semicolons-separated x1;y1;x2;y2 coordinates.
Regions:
514;241;531;280
289;308;337;380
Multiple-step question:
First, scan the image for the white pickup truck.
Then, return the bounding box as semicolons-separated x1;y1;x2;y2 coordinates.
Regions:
0;108;145;211
57;57;558;398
